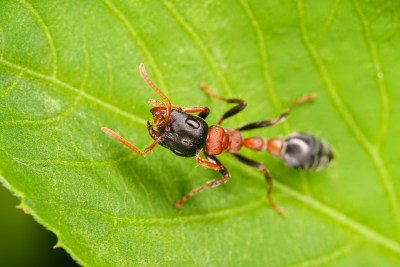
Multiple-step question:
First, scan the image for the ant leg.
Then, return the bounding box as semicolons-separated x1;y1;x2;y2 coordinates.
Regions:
237;93;316;131
201;83;246;125
149;100;210;119
175;153;230;208
182;106;210;119
140;64;172;129
102;127;161;155
232;153;286;216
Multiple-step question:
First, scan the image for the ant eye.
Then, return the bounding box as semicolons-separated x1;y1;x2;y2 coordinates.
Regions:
185;118;200;129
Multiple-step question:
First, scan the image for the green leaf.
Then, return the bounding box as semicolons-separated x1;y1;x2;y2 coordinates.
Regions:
1;0;400;265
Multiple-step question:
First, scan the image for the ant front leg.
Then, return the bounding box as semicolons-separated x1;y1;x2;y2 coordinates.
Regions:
236;93;315;131
201;83;246;125
175;153;230;208
233;153;286;216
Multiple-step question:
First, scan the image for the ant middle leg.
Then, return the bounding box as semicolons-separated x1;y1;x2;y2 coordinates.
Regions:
200;83;247;125
236;93;315;131
232;153;286;216
175;153;230;208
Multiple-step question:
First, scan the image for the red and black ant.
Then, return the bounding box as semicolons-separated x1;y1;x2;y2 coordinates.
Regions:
102;64;333;215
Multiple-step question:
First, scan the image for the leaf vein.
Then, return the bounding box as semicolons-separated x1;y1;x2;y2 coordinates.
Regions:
237;0;290;132
296;0;400;235
238;0;312;195
367;0;390;22
352;0;391;147
377;0;400;42
100;0;169;94
28;172;400;258
282;240;359;267
161;0;234;97
274;177;400;256
0;58;147;125
29;196;264;225
0;70;24;99
314;0;342;45
0;95;82;126
223;155;400;256
0;149;133;167
16;0;58;77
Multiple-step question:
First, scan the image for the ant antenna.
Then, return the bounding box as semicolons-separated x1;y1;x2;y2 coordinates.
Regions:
102;127;161;155
139;64;172;130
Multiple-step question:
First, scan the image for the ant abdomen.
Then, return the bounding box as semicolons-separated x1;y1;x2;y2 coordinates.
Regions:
281;133;333;170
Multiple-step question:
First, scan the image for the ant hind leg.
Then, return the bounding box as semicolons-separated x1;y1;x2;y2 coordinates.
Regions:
232;153;286;216
237;93;315;131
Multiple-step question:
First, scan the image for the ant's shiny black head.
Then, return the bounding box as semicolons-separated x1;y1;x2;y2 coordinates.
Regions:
151;109;208;157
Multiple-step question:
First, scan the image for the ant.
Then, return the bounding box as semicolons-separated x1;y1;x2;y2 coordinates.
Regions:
102;64;333;215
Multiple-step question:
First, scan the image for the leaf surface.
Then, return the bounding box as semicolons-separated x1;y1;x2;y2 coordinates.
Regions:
1;0;400;265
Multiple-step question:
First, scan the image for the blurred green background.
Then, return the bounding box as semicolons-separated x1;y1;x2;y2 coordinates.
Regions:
0;185;78;266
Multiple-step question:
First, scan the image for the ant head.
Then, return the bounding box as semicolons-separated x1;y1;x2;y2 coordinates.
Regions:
139;64;208;157
155;109;208;157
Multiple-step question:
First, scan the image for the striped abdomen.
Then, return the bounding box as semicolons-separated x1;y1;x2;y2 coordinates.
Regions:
281;133;333;170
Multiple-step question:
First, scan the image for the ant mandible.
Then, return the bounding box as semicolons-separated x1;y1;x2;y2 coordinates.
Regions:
102;64;333;216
